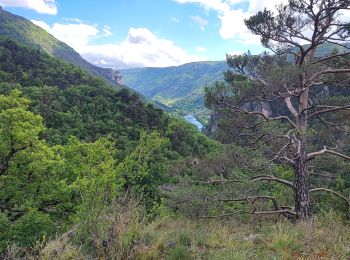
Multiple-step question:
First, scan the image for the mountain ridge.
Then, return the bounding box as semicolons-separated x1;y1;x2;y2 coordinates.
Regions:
0;7;120;87
120;60;229;122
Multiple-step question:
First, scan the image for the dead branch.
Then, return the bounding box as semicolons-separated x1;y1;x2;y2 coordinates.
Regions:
307;146;350;160
307;105;350;119
250;174;294;188
219;101;297;129
200;209;296;219
310;188;350;211
189;178;242;185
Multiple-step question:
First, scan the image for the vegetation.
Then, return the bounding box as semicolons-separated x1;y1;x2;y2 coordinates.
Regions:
0;36;218;256
1;1;350;258
120;61;228;122
0;7;120;87
204;0;350;220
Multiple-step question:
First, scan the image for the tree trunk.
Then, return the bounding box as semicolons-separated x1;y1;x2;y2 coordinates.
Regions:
294;149;311;220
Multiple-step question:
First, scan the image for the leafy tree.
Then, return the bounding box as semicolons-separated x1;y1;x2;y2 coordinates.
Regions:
206;0;350;219
0;91;118;250
117;131;170;208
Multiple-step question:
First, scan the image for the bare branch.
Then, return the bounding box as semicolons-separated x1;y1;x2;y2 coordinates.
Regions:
200;209;296;219
310;188;350;210
190;178;242;185
313;52;350;64
307;146;350;160
307;105;350;119
284;96;299;119
218;195;280;210
219;101;297;129
250;174;294;188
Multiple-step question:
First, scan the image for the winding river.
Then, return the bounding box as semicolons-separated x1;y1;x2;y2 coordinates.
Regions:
184;114;204;131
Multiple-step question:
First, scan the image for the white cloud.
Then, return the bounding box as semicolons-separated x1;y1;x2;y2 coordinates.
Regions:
85;28;202;68
0;0;57;15
32;20;203;68
174;0;230;13
172;17;180;23
247;0;287;14
175;0;290;45
218;9;259;44
63;17;86;23
191;15;208;31
32;20;99;51
196;46;207;52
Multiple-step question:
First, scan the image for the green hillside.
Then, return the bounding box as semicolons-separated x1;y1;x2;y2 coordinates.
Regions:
0;37;215;155
0;7;119;87
120;61;228;122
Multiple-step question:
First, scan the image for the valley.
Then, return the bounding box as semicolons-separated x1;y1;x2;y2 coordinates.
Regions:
120;61;228;124
1;1;350;259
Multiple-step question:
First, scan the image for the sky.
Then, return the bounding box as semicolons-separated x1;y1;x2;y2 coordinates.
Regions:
0;0;288;68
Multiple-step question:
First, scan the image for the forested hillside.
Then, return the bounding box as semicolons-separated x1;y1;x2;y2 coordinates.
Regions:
0;37;219;257
121;61;228;122
0;7;120;87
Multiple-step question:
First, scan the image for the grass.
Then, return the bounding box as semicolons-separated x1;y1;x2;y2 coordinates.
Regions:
10;213;350;259
135;214;350;259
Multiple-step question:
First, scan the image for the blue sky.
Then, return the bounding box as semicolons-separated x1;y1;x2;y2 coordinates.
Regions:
0;0;286;68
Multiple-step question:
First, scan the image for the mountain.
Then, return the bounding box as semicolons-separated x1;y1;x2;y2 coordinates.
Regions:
0;37;215;155
120;61;229;122
0;7;120;87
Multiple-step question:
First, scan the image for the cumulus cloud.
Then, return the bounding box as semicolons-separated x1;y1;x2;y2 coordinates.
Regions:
174;0;290;45
32;20;99;51
218;9;259;44
85;28;202;68
0;0;57;15
32;20;202;68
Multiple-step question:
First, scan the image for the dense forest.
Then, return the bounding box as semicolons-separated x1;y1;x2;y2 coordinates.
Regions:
0;37;219;258
1;0;350;259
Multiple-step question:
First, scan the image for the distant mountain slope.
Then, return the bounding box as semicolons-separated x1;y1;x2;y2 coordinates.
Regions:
120;61;229;122
0;7;119;87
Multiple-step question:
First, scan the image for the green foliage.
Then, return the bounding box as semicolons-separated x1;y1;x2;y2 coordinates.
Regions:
117;131;170;207
7;213;350;259
0;35;220;255
0;213;10;252
10;210;54;247
0;38;219;160
0;91;118;251
166;118;220;157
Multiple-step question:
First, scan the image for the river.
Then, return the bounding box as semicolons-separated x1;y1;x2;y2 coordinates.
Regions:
184;115;204;131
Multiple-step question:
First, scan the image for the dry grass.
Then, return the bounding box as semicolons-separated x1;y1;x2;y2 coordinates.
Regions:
23;212;350;259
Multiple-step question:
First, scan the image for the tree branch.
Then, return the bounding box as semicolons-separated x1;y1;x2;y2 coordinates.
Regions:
307;105;350;119
200;209;296;219
190;178;242;185
250;174;294;188
307;146;350;161
310;188;350;211
219;101;297;129
313;52;350;64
